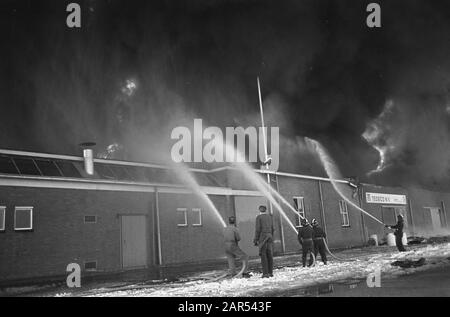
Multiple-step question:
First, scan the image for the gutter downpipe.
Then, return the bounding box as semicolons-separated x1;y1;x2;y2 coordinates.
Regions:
408;198;415;236
318;180;328;244
359;185;368;244
441;200;448;228
155;188;163;266
275;174;286;254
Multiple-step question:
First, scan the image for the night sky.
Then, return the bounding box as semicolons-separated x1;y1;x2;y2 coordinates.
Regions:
1;0;450;190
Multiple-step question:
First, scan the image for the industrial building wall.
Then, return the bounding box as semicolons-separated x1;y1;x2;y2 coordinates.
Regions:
360;184;409;243
275;176;323;254
275;176;365;251
233;195;271;257
0;186;155;283
157;193;230;265
407;187;450;236
319;182;365;249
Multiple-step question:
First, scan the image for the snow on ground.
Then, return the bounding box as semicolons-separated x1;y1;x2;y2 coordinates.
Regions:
54;243;450;297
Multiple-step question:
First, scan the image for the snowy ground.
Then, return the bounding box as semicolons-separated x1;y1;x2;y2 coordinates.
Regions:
43;242;450;297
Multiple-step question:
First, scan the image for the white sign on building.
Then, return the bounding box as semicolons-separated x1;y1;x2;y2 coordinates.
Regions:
366;192;407;205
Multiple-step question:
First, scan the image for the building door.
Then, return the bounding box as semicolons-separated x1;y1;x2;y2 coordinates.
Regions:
429;208;442;230
121;215;148;269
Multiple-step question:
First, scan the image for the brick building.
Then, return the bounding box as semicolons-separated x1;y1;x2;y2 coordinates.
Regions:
0;148;449;285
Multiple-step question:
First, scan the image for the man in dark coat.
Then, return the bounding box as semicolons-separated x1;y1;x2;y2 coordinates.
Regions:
311;218;327;265
297;218;314;267
253;205;274;278
223;216;249;276
386;214;406;252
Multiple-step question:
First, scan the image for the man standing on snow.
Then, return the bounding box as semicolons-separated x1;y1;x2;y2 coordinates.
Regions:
298;218;315;267
386;214;406;252
223;216;249;277
311;218;327;265
253;205;274;278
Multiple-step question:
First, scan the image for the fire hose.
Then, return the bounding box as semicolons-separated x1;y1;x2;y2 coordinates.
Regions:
322;238;357;262
309;250;316;267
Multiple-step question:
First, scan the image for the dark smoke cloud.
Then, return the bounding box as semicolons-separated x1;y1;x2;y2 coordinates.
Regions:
1;0;450;189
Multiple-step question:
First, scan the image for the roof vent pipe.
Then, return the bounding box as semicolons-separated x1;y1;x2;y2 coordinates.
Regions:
80;142;96;176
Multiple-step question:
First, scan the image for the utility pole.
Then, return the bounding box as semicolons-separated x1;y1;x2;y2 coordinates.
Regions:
257;77;273;213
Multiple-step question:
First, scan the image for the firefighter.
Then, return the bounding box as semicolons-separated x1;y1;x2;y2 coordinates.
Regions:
223;216;249;276
297;218;314;267
253;205;274;278
311;218;327;265
385;214;406;252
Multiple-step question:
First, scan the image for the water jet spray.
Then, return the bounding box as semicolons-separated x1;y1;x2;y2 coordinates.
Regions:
304;137;384;225
170;162;227;228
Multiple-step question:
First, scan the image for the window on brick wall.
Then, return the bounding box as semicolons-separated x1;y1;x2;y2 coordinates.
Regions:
0;207;5;231
293;197;305;227
84;215;97;223
339;200;350;227
84;261;97;271
176;208;188;227
191;208;202;226
14;207;33;231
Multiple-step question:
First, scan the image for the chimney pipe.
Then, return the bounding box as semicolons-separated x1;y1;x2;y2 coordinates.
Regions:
80;142;96;176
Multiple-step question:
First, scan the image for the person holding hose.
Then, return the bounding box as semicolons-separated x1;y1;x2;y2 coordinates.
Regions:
385;214;406;252
311;219;327;265
223;216;249;277
298;218;315;267
253;205;274;278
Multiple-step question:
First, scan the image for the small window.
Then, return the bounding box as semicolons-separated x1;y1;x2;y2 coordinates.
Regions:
339;200;350;227
14;207;33;231
84;215;97;223
84;261;97;271
177;208;188;227
293;197;305;227
0;207;5;231
191;208;202;226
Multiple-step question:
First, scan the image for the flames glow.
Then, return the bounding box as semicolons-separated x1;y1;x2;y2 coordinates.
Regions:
121;78;138;97
362;99;395;175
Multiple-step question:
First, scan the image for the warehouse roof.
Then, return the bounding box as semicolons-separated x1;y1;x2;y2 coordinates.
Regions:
0;148;349;187
0;149;226;187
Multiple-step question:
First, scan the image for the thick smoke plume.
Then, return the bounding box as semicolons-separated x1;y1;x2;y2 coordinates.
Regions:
2;0;450;190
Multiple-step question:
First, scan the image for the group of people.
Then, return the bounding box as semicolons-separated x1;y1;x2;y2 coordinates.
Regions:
222;205;328;278
297;218;327;267
222;205;407;279
222;205;274;278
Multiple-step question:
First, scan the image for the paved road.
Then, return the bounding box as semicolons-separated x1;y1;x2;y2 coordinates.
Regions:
274;264;450;297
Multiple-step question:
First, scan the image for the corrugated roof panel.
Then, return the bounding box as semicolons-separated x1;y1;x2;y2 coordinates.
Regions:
0;152;228;188
0;155;20;174
145;168;181;184
55;160;82;178
124;166;148;182
35;159;63;177
13;157;42;176
193;172;221;187
108;165;134;181
95;164;117;180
